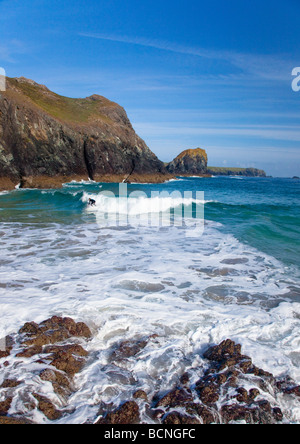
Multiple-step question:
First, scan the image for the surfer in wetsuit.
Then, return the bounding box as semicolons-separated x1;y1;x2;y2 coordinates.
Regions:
88;198;96;207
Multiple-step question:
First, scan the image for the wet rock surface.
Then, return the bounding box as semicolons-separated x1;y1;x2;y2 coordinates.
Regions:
96;401;140;425
0;316;91;423
149;339;297;424
1;321;300;424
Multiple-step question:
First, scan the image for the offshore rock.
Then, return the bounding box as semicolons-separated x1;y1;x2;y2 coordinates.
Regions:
166;148;208;176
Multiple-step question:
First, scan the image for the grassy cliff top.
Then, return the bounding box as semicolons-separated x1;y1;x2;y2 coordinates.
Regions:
208;166;266;176
6;77;118;125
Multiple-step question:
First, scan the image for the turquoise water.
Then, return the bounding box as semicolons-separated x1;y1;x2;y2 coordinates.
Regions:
1;176;299;268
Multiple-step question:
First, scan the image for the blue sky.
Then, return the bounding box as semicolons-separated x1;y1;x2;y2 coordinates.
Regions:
0;0;299;176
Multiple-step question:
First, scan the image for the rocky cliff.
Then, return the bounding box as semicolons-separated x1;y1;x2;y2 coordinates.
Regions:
166;148;208;176
166;148;266;178
207;166;266;177
0;77;172;190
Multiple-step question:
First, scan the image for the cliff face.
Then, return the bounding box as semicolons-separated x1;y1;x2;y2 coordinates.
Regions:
0;77;171;189
166;148;208;176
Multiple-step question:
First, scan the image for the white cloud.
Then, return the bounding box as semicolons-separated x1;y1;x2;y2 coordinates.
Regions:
133;122;300;142
79;32;293;82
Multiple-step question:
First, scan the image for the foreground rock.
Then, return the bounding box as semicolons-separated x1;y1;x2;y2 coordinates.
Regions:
94;339;300;425
96;401;140;425
1;326;300;424
0;316;91;422
147;339;293;424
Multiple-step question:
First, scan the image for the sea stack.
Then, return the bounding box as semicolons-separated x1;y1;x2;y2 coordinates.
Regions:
166;148;208;176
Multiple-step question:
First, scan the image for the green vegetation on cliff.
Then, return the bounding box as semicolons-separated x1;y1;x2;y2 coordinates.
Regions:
0;77;170;190
8;77;115;125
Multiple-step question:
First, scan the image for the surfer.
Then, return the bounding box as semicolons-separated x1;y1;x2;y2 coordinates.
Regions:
88;198;96;207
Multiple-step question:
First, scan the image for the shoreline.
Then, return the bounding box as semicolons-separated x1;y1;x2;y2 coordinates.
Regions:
0;173;278;192
0;173;176;191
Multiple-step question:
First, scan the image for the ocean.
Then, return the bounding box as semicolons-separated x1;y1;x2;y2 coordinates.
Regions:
0;176;299;423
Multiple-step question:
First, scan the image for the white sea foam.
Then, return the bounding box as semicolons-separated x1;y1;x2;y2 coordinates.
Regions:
0;212;299;422
63;179;99;186
81;191;211;215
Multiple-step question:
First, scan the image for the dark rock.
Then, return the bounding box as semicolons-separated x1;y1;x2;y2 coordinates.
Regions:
272;407;284;422
112;339;148;361
0;379;22;389
221;404;258;424
167;148;208;176
39;369;72;397
283;386;300;397
163;411;200;425
197;385;220;404
0;397;12;416
96;401;140;425
154;387;216;424
46;346;87;376
0;316;91;422
188;404;216;424
133;390;148;401
199;340;286;423
235;387;250;403
43;343;88;357
18;316;91;356
195;373;221;405
156;388;193;408
111;335;157;361
33;393;63;421
203;339;244;370
0;416;33;424
179;372;190;386
16;345;43;358
220;402;281;424
19;322;40;336
249;388;260;401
